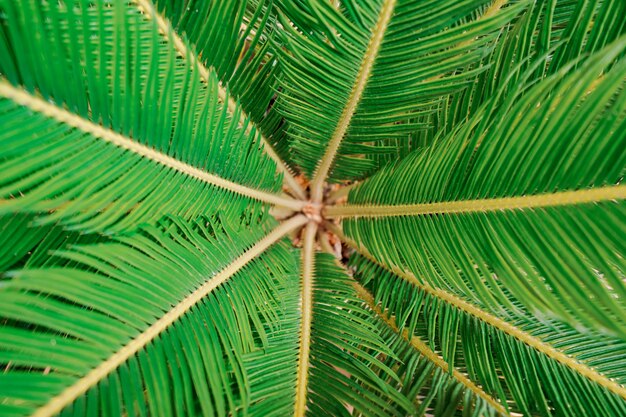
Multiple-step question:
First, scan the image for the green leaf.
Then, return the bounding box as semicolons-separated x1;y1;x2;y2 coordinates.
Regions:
303;254;416;417
147;0;305;197
0;0;291;233
0;214;301;417
340;38;626;337
0;213;106;273
243;250;301;417
276;0;527;183
152;0;291;158
350;253;626;416
426;0;626;145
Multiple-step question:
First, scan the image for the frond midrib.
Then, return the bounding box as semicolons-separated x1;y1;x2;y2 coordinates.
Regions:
133;0;307;200
294;222;318;417
31;215;308;417
324;184;626;218
310;0;397;202
326;222;626;401
0;81;304;211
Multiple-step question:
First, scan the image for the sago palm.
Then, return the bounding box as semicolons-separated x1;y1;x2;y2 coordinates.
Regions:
1;0;625;416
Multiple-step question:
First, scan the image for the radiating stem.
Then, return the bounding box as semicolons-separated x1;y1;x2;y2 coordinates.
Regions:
0;82;305;211
324;185;626;218
309;0;397;202
325;182;359;204
294;221;318;417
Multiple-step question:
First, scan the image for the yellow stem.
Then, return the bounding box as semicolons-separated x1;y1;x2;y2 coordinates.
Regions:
310;0;397;202
324;185;626;218
353;282;509;416
0;82;304;211
294;221;318;417
31;215;308;417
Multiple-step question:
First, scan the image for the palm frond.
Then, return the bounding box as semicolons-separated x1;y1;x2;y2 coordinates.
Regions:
243;249;301;417
0;0;300;234
548;0;626;72
426;0;626;144
0;212;108;275
294;222;317;416
294;252;416;416
336;37;626;338
275;0;527;187
355;283;507;417
349;252;626;416
0;213;306;417
317;246;509;416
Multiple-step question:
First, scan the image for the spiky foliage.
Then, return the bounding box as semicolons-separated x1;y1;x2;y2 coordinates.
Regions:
0;1;625;416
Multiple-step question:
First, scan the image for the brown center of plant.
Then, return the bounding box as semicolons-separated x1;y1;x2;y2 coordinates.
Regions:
283;178;347;260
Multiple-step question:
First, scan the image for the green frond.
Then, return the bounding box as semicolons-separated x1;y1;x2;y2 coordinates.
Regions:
350;253;626;416
370;318;506;417
0;0;291;233
275;0;527;183
0;214;302;417
1;0;625;415
0;213;107;274
343;38;626;338
297;253;416;416
548;0;626;73
351;280;507;416
428;0;626;143
243;253;301;417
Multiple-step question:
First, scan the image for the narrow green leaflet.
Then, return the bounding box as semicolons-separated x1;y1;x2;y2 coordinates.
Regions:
347;262;507;416
427;0;626;144
350;254;626;416
152;0;291;160
548;0;626;73
340;39;626;338
0;0;289;234
147;0;305;197
380;328;505;417
243;249;301;417
276;0;526;183
0;213;106;273
365;312;506;417
0;214;301;417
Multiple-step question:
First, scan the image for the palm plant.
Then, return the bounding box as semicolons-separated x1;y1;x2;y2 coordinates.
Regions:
1;0;625;415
